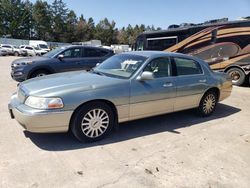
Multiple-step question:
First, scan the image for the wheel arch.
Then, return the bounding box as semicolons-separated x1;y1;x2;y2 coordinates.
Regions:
203;87;220;101
69;99;119;130
224;65;246;74
28;66;55;78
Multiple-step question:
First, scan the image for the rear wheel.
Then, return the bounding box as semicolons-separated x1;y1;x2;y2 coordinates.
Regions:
226;68;245;86
71;102;115;142
198;91;218;117
14;52;19;56
30;70;50;78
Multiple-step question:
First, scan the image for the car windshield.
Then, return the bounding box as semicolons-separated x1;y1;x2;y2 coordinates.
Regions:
94;54;147;79
43;47;65;58
39;44;48;49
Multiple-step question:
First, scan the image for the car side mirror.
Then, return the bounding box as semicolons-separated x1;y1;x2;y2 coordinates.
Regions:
58;54;64;60
137;71;154;81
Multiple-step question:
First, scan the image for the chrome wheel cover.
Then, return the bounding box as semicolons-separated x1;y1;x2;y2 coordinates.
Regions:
81;109;109;138
203;94;216;114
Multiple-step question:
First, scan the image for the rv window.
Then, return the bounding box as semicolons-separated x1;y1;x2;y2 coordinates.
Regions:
136;40;144;51
147;37;177;51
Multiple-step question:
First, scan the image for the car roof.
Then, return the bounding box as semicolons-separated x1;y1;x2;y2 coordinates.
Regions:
64;45;113;52
1;44;12;46
123;50;192;59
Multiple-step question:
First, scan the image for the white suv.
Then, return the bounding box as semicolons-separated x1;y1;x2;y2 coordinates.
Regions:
0;44;20;56
20;45;36;56
34;47;48;56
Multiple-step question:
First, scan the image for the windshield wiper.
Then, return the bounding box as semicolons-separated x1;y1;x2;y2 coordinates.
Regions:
90;70;105;76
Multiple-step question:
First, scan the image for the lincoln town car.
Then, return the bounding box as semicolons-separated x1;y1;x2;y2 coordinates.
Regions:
9;51;232;142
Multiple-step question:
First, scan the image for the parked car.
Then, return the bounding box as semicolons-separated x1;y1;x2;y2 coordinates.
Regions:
0;47;8;56
34;47;48;56
9;51;232;142
12;45;21;56
0;44;20;56
11;45;114;82
19;45;36;57
0;44;13;55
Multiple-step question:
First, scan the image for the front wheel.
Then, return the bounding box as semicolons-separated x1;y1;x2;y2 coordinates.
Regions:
226;68;245;86
198;91;218;117
70;102;115;142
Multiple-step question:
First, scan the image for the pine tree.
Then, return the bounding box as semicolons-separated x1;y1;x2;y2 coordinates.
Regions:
51;0;69;41
32;0;53;40
64;10;78;42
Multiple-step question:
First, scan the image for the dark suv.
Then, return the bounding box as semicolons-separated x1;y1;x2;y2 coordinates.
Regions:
11;45;114;82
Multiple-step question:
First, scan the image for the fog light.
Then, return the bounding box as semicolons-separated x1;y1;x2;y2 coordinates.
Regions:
14;72;23;76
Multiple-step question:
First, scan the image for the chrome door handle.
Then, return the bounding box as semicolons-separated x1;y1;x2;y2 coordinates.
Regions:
163;82;173;87
199;79;207;83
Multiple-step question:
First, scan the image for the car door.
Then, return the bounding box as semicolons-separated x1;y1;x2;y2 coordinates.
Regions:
129;57;176;120
173;57;207;111
80;48;109;70
57;47;83;72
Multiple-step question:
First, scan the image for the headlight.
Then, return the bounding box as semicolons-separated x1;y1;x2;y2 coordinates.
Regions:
21;61;32;65
13;61;32;67
25;96;64;109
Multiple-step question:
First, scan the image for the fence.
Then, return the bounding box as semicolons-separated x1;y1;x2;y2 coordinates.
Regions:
0;38;29;46
0;38;69;49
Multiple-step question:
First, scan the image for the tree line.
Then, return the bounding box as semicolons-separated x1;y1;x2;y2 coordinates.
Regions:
0;0;162;45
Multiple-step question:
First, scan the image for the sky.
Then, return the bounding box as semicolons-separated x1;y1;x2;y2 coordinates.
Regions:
31;0;250;29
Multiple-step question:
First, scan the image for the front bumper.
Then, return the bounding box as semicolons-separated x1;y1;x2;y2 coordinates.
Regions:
8;94;73;133
11;70;27;82
10;65;29;82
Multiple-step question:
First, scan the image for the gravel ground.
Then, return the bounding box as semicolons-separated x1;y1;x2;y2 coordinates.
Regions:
0;56;250;188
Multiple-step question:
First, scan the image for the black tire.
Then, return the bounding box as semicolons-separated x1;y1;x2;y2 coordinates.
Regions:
70;102;115;142
226;68;245;86
30;70;50;78
14;52;19;56
198;90;218;117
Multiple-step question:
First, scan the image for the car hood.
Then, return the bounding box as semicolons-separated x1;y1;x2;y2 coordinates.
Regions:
20;71;128;97
12;56;52;65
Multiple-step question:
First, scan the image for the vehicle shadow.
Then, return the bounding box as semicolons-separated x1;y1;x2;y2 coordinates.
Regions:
24;103;241;151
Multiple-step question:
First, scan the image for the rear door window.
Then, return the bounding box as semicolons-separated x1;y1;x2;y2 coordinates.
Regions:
174;57;203;76
84;48;108;57
25;47;33;50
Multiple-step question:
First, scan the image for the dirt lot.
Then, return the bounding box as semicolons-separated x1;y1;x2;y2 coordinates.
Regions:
0;56;250;188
